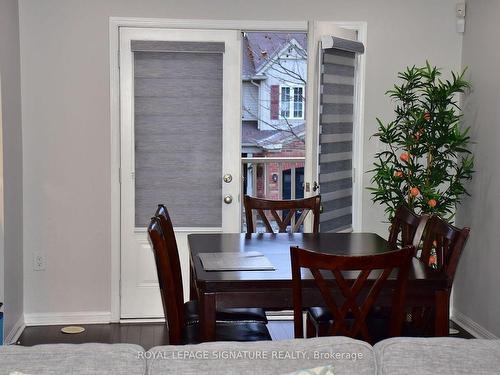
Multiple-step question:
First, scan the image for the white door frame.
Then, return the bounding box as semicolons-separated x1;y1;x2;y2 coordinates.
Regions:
109;17;365;321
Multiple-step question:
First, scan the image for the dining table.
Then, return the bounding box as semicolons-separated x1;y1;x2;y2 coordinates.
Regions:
188;232;449;342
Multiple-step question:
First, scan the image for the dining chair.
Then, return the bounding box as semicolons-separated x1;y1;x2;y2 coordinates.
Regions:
154;204;268;325
410;215;470;335
306;205;427;338
387;205;430;250
147;216;272;344
418;215;470;278
291;245;413;344
243;195;321;233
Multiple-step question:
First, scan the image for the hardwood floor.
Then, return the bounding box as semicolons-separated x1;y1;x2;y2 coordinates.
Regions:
17;320;472;350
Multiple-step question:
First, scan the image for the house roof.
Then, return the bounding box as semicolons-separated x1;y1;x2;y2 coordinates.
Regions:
242;122;278;146
242;122;305;151
242;32;307;79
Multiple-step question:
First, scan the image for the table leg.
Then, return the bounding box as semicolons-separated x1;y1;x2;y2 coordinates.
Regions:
434;289;449;336
189;267;198;301
199;291;216;342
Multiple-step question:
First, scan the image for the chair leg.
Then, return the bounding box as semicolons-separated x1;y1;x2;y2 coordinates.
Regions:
306;313;317;338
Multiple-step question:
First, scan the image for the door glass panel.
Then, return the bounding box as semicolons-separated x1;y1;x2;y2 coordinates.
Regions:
133;46;223;227
240;30;308;232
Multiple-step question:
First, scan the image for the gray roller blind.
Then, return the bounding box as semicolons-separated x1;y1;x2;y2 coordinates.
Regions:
131;40;225;53
320;36;365;54
318;38;364;232
134;43;224;227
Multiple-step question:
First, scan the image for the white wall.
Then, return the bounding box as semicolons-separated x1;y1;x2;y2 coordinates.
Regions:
18;0;463;317
242;81;259;121
454;0;500;337
0;0;24;338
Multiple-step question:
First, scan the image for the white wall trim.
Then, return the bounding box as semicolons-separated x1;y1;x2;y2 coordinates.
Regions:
109;17;307;31
24;311;111;326
4;315;25;344
109;17;121;323
109;17;310;322
347;22;367;232
451;308;498;339
120;317;165;324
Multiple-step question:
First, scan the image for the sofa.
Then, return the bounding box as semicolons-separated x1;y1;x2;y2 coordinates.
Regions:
1;336;499;375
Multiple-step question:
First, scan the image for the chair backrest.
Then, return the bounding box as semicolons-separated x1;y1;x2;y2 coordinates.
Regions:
291;246;413;344
155;204;184;299
244;195;321;233
419;215;470;286
147;215;185;345
388;205;429;249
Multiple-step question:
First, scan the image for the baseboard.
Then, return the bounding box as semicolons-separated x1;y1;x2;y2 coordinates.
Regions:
451;309;498;339
119;318;165;323
24;311;111;326
5;315;25;345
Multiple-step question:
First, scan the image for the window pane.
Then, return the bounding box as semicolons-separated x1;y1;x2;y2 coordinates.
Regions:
281;86;290;118
293;87;303;118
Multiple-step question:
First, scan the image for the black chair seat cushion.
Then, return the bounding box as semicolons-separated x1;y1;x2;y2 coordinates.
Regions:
307;306;388;324
307;307;333;323
182;322;272;344
184;300;268;324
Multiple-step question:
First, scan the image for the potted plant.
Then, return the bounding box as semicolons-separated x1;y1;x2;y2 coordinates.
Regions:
369;62;474;223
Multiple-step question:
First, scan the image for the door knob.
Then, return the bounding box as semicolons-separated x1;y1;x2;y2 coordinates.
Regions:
223;195;233;204
223;174;233;183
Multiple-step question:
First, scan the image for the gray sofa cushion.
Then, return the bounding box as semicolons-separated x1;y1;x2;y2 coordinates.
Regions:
0;343;146;375
374;337;500;375
147;337;375;375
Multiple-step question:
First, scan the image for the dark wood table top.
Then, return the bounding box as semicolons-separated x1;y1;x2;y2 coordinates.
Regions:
188;233;446;291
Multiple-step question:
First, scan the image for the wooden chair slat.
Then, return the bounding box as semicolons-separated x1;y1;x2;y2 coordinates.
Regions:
388;206;428;249
293;209;309;233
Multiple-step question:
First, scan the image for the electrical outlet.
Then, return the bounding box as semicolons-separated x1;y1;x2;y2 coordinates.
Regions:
33;252;46;271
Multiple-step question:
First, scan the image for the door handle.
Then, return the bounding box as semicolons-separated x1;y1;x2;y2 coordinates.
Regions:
223;195;233;204
223;174;233;183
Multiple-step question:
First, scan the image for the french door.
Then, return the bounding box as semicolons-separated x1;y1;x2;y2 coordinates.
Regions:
119;27;241;318
305;22;364;233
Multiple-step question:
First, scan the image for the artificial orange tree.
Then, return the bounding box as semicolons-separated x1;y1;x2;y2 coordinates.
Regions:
370;62;474;222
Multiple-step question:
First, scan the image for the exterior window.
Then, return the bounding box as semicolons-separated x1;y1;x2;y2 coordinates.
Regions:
280;85;304;119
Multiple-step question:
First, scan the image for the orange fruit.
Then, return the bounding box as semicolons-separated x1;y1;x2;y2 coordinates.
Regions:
400;152;410;162
423;112;431;121
394;170;403;178
428;199;437;207
410;187;420;197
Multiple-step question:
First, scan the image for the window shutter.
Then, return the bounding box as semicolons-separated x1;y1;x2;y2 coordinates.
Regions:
270;85;280;120
318;37;364;232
